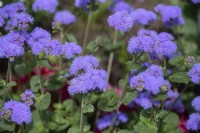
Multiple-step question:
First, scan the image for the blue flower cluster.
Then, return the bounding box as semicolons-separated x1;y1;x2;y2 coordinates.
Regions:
32;0;58;13
187;96;200;131
129;65;171;95
75;0;106;10
54;10;76;25
0;100;32;125
165;90;184;113
21;89;35;106
110;1;133;13
154;4;184;27
192;0;200;3
188;64;200;84
127;29;177;60
108;10;133;32
130;8;157;25
97;112;128;130
61;42;82;59
68;55;108;95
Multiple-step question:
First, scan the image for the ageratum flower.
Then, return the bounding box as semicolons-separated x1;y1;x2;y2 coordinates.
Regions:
21;89;35;106
4;31;27;46
5;12;33;31
0;36;24;59
130;8;157;25
154;4;184;27
69;55;99;75
54;10;76;25
165;90;184;113
44;39;62;56
32;0;58;13
192;96;200;112
129;65;171;94
75;0;106;9
108;10;133;32
27;27;51;55
3;100;32;125
187;113;200;131
111;1;133;13
192;0;200;4
61;42;82;59
127;29;177;59
97;112;128;130
188;64;200;84
1;2;26;18
68;69;108;95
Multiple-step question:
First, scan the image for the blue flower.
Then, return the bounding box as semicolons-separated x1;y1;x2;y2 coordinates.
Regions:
54;10;76;25
187;113;200;131
192;96;200;112
62;42;82;59
130;8;157;25
154;4;184;27
108;10;133;32
32;0;58;13
188;64;200;84
3;100;32;125
97;112;128;130
21;89;35;106
110;1;133;13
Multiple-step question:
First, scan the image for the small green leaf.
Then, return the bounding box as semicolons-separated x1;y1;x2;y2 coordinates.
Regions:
119;79;126;89
38;60;51;68
0;80;5;86
154;94;168;100
6;81;16;88
117;130;133;133
30;76;41;92
82;104;94;113
122;91;137;105
14;63;29;76
168;56;184;66
66;33;77;42
68;127;80;133
83;125;91;132
168;72;190;84
0;121;15;131
125;61;139;70
35;92;51;110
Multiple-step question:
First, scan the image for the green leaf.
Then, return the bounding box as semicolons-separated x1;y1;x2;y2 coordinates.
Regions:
168;72;190;84
68;127;80;133
125;61;139;70
6;81;16;88
30;76;41;92
156;110;168;119
82;104;94;113
47;74;65;91
63;99;76;112
47;122;58;130
35;92;51;110
0;121;15;131
134;116;158;133
66;33;77;42
117;130;133;133
0;79;5;86
83;125;91;132
38;60;51;68
14;63;29;76
154;94;168;100
168;56;184;66
122;91;137;105
119;79;126;89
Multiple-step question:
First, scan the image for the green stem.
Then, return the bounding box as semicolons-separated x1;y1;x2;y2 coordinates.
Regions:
36;56;43;94
82;12;93;55
6;59;12;99
108;74;129;132
80;95;84;133
107;31;118;82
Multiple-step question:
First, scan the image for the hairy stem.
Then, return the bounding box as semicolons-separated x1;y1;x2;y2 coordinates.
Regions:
107;31;118;82
36;56;43;94
82;12;93;55
80;95;84;133
6;59;12;99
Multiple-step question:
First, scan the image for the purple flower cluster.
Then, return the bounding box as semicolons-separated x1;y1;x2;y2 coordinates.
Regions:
188;64;200;84
54;10;76;25
32;0;58;13
130;8;157;25
21;89;35;106
75;0;106;9
110;1;133;13
187;96;200;131
61;42;82;59
97;112;128;130
154;4;184;27
1;100;32;125
165;90;184;113
68;55;108;95
192;0;200;3
127;29;177;60
108;10;133;32
129;65;171;95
